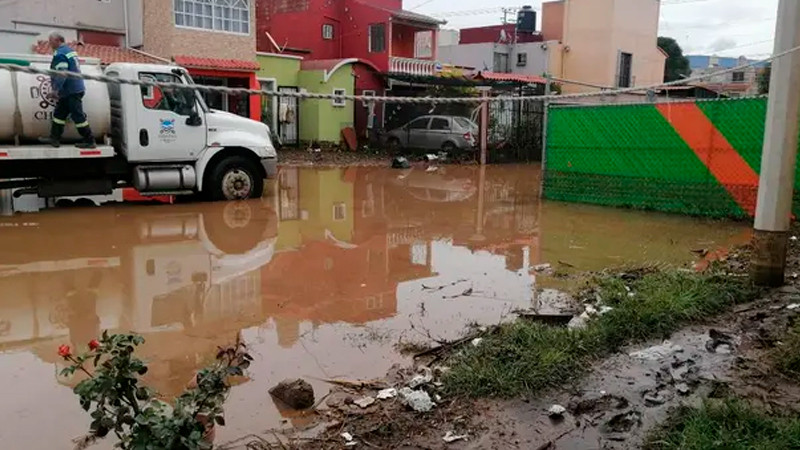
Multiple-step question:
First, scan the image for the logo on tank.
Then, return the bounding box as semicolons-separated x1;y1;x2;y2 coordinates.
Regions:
30;76;57;121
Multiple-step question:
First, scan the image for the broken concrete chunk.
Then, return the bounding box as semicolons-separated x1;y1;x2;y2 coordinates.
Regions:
269;379;315;410
399;387;435;412
376;388;398;400
353;396;376;409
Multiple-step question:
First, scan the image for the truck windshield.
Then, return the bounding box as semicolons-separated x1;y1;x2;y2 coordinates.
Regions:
181;71;209;113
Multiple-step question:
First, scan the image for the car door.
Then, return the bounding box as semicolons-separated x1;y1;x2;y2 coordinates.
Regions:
406;117;431;149
134;72;206;162
427;117;452;150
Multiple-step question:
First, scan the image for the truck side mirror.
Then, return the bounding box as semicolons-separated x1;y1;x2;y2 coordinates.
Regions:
186;112;202;127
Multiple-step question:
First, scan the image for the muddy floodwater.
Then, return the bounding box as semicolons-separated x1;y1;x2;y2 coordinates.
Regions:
0;165;749;449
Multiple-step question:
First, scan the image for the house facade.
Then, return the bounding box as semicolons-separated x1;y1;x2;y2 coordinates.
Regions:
687;55;765;97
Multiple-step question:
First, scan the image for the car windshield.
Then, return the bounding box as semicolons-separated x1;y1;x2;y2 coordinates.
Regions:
454;117;476;129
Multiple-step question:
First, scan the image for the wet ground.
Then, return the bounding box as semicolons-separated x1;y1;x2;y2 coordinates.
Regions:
0;164;749;449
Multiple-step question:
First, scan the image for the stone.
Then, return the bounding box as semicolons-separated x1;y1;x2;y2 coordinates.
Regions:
353;397;376;408
269;379;315;410
676;383;691;396
399;387;435;412
643;393;667;407
377;388;398;400
548;404;567;418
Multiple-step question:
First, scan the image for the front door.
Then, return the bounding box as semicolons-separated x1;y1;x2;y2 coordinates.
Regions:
134;72;207;162
278;87;299;146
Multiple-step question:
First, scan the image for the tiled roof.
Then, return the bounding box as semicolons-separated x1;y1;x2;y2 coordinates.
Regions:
173;55;259;72
32;41;166;65
475;71;546;85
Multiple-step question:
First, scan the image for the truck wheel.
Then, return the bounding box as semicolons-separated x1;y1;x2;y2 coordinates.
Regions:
206;155;264;201
203;201;270;254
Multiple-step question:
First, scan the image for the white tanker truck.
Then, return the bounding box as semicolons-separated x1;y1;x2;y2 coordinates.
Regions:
0;54;277;201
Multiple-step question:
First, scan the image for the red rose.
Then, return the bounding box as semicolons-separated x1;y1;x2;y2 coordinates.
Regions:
88;340;101;351
58;345;71;358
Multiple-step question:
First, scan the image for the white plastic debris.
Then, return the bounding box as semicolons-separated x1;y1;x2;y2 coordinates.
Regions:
341;432;356;446
443;431;469;443
377;388;398;400
788;304;800;310
599;306;614;315
471;338;484;347
533;263;552;273
629;341;684;361
791;236;798;242
567;311;592;330
399;387;435;412
408;367;434;388
548;404;567;417
353;396;376;408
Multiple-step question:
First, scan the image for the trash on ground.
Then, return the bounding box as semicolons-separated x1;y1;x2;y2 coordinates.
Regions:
787;304;800;310
706;329;736;354
408;367;433;388
548;404;567;418
533;263;552;273
399;387;435;412
341;432;357;447
353;396;376;408
377;388;398;400
269;379;315;410
442;431;469;443
629;341;684;361
471;338;484;347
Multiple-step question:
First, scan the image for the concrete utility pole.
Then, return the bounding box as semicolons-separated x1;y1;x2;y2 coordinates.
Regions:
752;0;800;286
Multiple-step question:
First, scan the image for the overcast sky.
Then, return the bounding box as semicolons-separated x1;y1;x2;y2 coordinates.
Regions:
412;0;779;59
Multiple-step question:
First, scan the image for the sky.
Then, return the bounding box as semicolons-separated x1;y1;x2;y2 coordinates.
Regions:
411;0;780;59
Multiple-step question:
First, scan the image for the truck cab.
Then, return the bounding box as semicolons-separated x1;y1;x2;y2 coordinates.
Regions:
0;56;277;201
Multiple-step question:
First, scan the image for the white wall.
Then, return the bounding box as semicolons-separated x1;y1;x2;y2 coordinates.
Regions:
511;42;551;78
439;42;505;71
127;0;144;47
438;29;460;47
0;0;126;31
0;29;39;53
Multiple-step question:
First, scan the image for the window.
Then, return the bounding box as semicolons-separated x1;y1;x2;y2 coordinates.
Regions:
454;117;475;130
493;52;510;73
517;52;528;67
333;203;346;221
322;23;334;40
408;117;430;130
139;73;196;116
617;52;633;88
732;71;745;83
369;23;386;53
174;0;250;34
430;117;450;131
332;88;346;107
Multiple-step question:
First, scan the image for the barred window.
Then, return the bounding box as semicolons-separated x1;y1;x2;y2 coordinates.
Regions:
174;0;250;34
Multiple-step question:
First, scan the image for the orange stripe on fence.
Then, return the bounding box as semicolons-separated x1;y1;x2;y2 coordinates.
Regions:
656;103;760;216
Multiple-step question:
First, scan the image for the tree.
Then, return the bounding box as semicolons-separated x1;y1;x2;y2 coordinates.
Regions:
658;37;691;82
758;64;771;94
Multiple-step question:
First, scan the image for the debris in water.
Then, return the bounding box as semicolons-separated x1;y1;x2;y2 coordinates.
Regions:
533;263;552;273
548;404;567;418
392;156;411;169
377;388;398;400
471;338;484;347
353;396;376;408
408;367;433;388
269;379;315;410
629;341;684;361
442;431;469;443
399;387;435;412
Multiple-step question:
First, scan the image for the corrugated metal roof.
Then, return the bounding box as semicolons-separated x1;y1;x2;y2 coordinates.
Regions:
173;55;259;72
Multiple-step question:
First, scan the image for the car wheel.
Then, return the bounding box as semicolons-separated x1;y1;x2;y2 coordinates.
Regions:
442;141;457;154
387;137;402;152
206;155;265;201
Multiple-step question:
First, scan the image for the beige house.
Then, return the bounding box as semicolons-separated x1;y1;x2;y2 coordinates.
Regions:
542;0;666;94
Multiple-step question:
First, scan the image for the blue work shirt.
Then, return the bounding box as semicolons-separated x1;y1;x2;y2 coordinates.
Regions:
50;44;86;96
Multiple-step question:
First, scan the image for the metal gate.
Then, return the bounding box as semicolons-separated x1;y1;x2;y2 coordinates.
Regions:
486;98;545;163
278;87;299;146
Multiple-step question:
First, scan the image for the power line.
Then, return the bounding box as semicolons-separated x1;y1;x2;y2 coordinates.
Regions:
428;6;531;18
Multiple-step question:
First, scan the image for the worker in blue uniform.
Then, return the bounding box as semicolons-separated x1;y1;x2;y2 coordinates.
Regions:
39;31;96;149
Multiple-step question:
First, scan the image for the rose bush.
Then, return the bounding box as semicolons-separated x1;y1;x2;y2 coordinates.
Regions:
59;332;251;450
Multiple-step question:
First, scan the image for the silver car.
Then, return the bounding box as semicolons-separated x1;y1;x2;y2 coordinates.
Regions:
385;115;478;153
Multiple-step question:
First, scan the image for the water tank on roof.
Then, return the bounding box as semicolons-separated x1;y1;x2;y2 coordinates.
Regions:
517;6;537;33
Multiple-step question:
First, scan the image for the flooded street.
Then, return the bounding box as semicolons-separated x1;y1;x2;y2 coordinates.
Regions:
0;165;749;449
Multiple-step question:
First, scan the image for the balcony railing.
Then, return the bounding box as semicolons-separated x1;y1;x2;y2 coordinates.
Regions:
390;57;438;76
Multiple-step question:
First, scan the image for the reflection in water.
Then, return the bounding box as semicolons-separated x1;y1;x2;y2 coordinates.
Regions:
0;165;747;449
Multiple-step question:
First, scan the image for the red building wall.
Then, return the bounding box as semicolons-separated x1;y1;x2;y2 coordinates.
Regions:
341;0;391;73
459;24;543;45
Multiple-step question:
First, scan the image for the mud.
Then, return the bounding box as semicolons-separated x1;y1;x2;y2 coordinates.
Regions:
0;165;748;449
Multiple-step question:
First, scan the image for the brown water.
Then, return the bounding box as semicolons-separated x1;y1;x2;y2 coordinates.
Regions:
0;165;749;449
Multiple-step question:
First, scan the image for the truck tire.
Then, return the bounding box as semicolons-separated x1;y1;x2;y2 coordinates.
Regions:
206;155;264;201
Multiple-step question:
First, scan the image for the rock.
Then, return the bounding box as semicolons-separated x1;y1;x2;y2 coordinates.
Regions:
629;341;684;361
392;156;411;169
643;393;667;407
377;388;398;400
269;379;315;410
716;344;733;355
353;397;376;408
399;387;435;412
442;431;469;443
676;383;691;396
548;404;567;418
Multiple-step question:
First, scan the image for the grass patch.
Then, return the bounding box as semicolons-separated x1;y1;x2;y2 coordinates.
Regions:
774;320;800;381
443;270;758;398
645;399;800;450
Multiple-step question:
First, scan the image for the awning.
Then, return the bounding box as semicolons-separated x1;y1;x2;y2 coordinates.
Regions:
173;55;259;72
474;71;547;85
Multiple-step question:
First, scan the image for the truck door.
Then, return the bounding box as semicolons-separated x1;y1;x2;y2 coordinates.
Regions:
132;73;207;162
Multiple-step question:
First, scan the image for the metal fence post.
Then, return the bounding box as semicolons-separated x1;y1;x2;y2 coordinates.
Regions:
540;75;552;199
479;88;490;165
